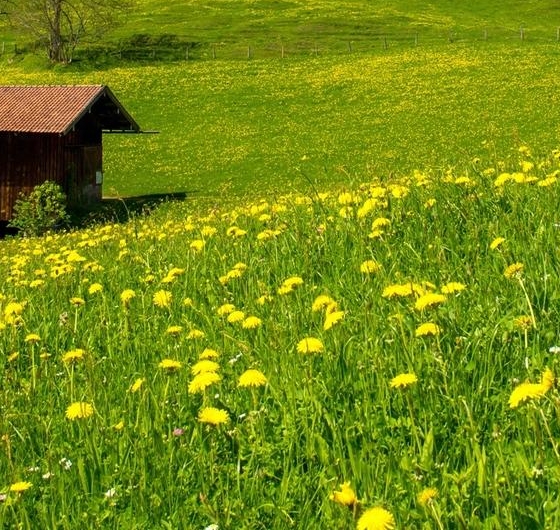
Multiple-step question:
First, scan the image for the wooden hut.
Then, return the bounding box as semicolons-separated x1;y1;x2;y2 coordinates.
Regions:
0;85;140;221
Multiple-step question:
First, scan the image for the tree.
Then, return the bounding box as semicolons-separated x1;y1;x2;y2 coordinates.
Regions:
1;0;133;63
8;181;70;237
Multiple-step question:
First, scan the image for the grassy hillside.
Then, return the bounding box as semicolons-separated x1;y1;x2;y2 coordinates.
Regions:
118;0;560;43
2;149;560;528
2;42;560;201
1;0;560;60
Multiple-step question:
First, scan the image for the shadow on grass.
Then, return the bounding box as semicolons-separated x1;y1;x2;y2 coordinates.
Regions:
75;190;195;226
0;190;195;238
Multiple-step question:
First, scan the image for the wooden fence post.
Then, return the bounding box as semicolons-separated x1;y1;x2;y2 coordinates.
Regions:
484;29;488;41
212;45;216;59
520;27;524;41
383;36;388;50
247;46;251;59
281;43;285;59
414;33;418;46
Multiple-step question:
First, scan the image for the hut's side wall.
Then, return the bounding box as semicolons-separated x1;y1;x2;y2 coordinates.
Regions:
0;121;103;221
0;132;69;221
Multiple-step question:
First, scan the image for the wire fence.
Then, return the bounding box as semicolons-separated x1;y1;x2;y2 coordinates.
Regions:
2;26;560;63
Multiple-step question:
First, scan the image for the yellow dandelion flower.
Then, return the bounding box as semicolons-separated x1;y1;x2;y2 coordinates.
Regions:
514;316;534;330
297;337;324;354
66;402;94;420
226;226;247;237
415;293;446;311
415;322;440;337
217;303;236;316
29;279;45;288
198;407;229;426
70;297;85;307
62;348;85;363
113;420;125;431
187;329;205;340
7;352;19;362
338;192;355;205
441;282;466;294
278;276;304;295
183;297;194;307
238;369;268;388
158;359;182;371
324;310;345;330
130;377;146;393
88;283;103;294
312;295;335;312
24;333;41;343
542;368;555;390
191;360;220;375
285;276;304;288
520;160;534;173
200;226;217;237
153;290;172;308
508;382;548;409
329;481;358;507
242;316;262;329
357;506;395;530
417;487;438;506
188;371;221;394
190;239;205;252
538;176;558;187
166;325;183;335
9;481;33;493
360;260;381;274
199;348;219;359
504;263;524;279
494;172;512;187
227;310;245;324
4;302;24;318
390;373;418;389
383;283;425;298
120;289;136;305
372;217;391;230
490;237;505;250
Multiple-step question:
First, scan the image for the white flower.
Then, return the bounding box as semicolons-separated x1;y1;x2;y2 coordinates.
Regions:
42;472;54;480
549;345;560;354
59;457;73;470
104;488;117;498
228;353;243;365
204;525;219;530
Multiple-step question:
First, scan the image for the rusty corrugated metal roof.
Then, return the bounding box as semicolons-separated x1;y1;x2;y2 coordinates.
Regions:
0;85;140;134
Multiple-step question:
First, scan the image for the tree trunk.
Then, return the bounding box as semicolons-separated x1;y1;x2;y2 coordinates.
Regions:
48;0;65;62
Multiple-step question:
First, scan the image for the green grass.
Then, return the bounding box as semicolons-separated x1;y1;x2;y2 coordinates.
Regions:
2;2;560;526
2;0;560;61
2;42;560;201
2;150;560;528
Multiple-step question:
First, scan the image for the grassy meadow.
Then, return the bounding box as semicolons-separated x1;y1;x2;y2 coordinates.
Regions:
3;0;560;528
2;149;560;528
2;43;560;201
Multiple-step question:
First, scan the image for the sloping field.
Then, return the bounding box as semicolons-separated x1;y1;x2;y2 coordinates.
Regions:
2;42;560;201
1;149;560;527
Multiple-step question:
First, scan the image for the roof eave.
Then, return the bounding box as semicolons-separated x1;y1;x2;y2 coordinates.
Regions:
60;85;141;135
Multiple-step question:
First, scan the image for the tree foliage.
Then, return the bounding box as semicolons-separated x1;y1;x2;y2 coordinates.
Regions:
1;0;133;63
8;181;70;237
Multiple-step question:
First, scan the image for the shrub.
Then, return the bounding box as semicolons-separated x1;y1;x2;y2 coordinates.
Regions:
8;181;70;237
